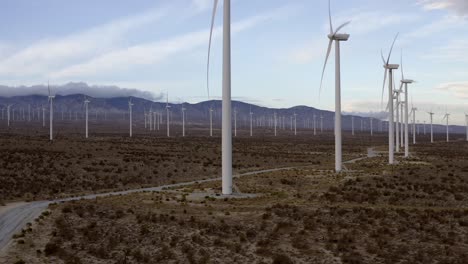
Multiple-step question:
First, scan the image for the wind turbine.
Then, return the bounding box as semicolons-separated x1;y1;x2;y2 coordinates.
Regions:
128;98;133;137
208;0;232;194
249;107;253;137
465;113;468;142
166;92;171;137
427;111;434;143
6;105;12;127
210;106;214;137
294;112;297;136
410;105;417;144
399;51;415;158
182;104;186;137
234;107;237;137
47;82;55;141
381;34;399;164
313;114;317;135
84;96;90;139
319;0;351;171
442;112;450;142
370;118;373;136
274;112;277;136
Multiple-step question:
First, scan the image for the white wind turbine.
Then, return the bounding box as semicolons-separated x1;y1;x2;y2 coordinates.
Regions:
84;96;90;139
208;0;233;194
465;113;468;142
399;52;415;158
182;104;186;137
249;107;253;137
128;98;133;137
427;111;434;143
47;83;55;141
166;92;171;137
6;104;12;127
319;0;350;172
234;107;237;137
294;112;297;136
410;105;417;144
381;34;399;164
442;111;450;142
313;114;317;135
209;106;214;137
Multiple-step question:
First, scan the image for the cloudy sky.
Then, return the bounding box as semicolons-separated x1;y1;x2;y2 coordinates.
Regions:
0;0;467;125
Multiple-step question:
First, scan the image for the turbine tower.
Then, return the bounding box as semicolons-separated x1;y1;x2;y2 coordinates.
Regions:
428;111;434;143
410;106;417;144
381;34;399;164
442;112;450;142
465;113;468;142
399;52;414;158
249;107;253;137
319;0;350;172
166;92;171;137
47;82;55;141
294;112;297;136
234;108;237;137
7;105;12;127
182;105;186;137
208;0;232;194
210;106;213;137
84;96;90;139
128;98;134;137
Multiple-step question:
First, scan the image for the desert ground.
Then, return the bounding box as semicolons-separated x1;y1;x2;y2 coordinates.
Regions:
1;123;467;264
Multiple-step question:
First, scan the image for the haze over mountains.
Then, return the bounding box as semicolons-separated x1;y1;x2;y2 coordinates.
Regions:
0;92;465;135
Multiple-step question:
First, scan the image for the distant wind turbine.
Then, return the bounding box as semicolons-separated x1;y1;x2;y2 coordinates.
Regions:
47;82;55;141
249;107;253;137
427;111;434;143
442;112;450;142
234;108;237;137
294;112;297;136
399;51;415;158
410;105;417;144
465;113;468;142
84;96;90;139
128;98;133;137
7;105;12;127
166;92;171;137
210;106;214;137
182;104;186;137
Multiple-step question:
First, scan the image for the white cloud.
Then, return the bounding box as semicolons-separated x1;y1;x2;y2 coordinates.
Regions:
0;8;167;77
50;8;285;80
436;81;468;99
418;0;468;15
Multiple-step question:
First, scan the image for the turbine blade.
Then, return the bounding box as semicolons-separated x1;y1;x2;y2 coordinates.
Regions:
386;33;399;64
381;69;387;108
328;0;333;34
381;49;386;64
319;39;333;100
207;0;219;100
399;81;404;92
334;21;351;34
47;81;50;96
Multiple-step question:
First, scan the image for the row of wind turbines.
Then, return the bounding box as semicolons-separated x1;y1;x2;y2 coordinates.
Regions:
1;0;466;196
206;0;467;195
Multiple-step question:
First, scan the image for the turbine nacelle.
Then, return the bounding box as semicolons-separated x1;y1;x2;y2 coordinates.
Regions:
401;79;414;84
328;33;349;41
384;64;399;70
